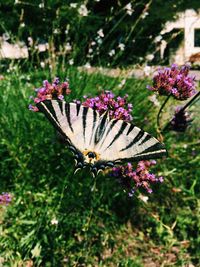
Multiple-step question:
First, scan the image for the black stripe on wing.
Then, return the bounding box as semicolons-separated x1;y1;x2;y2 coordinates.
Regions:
76;104;81;116
115;148;167;163
107;121;128;149
127;124;135;136
65;103;74;132
89;109;98;145
36;100;71;142
58;101;64;115
109;120;167;162
139;133;152;145
98;119;118;149
94;111;109;144
37;100;60;128
37;100;59;124
115;139;167;163
82;107;88;141
120;129;145;152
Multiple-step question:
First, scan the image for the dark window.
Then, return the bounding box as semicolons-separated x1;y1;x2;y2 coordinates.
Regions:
194;29;200;47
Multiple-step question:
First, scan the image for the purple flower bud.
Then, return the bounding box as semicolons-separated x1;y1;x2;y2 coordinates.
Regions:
170;106;192;132
53;77;60;85
28;104;39;112
147;188;153;194
43;80;49;87
128;189;134;197
58;95;64;100
0;192;12;205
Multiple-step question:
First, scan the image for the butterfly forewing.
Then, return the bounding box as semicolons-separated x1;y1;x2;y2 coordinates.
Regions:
95;119;167;162
37;100;100;152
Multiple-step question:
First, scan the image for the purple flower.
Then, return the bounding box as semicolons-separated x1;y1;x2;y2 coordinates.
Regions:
29;104;39;112
53;77;60;85
29;78;71;112
0;192;12;205
170;106;192;132
73;99;81;105
82;91;133;122
58;94;64;100
147;64;196;100
111;161;163;195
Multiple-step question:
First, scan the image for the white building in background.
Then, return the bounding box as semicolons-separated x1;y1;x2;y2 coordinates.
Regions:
0;38;48;59
0;39;28;59
160;9;200;65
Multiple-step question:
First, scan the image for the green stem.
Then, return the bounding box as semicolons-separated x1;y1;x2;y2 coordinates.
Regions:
157;95;171;133
180;90;200;112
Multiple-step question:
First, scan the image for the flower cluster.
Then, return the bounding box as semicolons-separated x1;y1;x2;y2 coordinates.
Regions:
0;192;12;205
170;106;192;132
147;64;196;100
112;161;163;196
29;77;71;112
81;91;133;122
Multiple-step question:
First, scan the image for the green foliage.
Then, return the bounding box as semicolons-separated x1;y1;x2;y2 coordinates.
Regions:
1;0;200;67
0;67;199;266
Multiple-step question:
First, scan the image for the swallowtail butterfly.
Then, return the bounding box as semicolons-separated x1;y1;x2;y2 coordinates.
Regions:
37;100;167;176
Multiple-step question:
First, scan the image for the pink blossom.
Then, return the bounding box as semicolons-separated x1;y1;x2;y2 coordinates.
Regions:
112;161;163;195
0;192;12;205
147;64;196;100
29;78;71;112
82;91;133;122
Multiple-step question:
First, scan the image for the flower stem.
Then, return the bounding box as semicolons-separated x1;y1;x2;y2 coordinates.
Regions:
180;90;200;112
157;95;171;133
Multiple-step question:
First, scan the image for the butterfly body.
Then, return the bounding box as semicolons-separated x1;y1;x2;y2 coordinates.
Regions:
37;100;167;176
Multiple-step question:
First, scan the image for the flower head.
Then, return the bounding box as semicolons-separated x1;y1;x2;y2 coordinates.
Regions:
125;3;134;15
82;91;133;122
147;64;196;100
29;78;71;112
0;192;12;205
170;106;192;132
97;29;104;38
78;4;88;16
118;43;125;51
111;161;163;195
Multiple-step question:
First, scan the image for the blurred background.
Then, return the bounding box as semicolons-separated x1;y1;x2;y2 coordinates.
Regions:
0;1;200;266
1;0;200;70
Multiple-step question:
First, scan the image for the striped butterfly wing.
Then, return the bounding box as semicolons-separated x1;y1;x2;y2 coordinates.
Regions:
36;99;100;154
37;100;167;175
94;118;167;163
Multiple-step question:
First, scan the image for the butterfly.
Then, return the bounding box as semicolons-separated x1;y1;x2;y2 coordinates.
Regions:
37;100;167;176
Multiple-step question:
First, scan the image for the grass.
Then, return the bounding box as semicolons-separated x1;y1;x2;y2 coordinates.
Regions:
0;66;199;266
